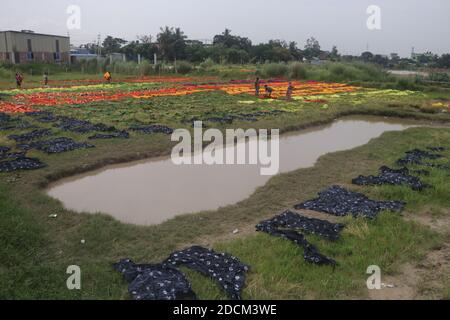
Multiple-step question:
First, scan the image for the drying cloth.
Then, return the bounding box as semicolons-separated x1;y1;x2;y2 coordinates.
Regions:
26;111;59;123
0;156;46;172
88;131;130;140
294;185;405;219
164;246;250;300
0;146;11;155
397;148;450;171
0;151;26;160
114;259;196;301
56;116;115;133
131;125;174;135
352;166;429;191
256;223;337;266
8;129;53;142
396;148;443;166
0;112;35;131
256;210;344;241
19;137;94;154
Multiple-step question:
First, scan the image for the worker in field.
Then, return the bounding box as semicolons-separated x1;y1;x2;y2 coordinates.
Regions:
43;72;49;86
264;84;273;98
255;77;261;96
15;72;24;88
286;81;294;101
104;71;112;83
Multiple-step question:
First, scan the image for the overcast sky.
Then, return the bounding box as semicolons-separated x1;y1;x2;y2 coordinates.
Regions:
1;0;449;57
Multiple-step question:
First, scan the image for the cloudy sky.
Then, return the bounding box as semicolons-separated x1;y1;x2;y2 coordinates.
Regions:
1;0;449;57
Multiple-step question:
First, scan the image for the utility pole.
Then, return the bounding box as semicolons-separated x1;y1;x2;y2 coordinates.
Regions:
97;34;101;57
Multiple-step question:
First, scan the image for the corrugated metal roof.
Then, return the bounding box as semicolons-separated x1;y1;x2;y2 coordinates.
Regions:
0;30;69;39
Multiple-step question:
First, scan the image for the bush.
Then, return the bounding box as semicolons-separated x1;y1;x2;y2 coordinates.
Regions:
288;62;308;79
176;61;193;75
138;60;153;76
199;58;215;70
0;67;11;79
261;63;288;78
396;78;417;90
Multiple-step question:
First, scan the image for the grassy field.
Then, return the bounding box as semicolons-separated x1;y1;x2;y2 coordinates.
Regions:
0;73;450;300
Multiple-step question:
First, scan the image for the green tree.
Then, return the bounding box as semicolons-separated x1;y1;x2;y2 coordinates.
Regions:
157;27;188;62
303;37;321;59
102;36;127;54
213;29;252;51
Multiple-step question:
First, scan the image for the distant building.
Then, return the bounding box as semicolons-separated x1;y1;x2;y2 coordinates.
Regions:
411;51;435;63
70;47;98;64
0;30;70;64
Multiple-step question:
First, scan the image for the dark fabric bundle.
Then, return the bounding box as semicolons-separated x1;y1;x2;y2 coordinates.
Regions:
256;223;337;266
396;148;450;171
0;156;46;172
18;137;94;154
88;131;130;140
8;129;53;142
396;149;443;166
352;166;429;191
25;111;59;123
294;185;405;219
164;246;250;300
0;146;11;155
113;259;196;301
131;125;174;135
0;113;35;131
56;117;115;133
257;210;344;241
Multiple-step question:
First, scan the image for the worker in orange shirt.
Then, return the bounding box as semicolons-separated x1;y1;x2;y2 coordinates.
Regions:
104;71;112;83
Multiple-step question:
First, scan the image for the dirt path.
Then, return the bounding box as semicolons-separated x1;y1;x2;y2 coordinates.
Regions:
369;212;449;300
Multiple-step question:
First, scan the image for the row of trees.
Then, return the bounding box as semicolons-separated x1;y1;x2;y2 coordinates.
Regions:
79;27;450;68
80;28;334;64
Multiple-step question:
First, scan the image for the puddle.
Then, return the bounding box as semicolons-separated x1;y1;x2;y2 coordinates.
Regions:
47;116;421;225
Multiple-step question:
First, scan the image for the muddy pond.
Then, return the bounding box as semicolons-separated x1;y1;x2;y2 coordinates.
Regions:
47;116;424;225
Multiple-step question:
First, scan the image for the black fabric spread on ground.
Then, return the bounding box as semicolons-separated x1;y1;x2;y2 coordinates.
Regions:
19;137;94;154
411;169;430;176
113;259;196;301
56;117;115;134
0;113;35;131
8;129;53;143
396;148;450;171
257;224;337;266
257;210;344;241
256;210;341;266
0;151;26;160
396;149;443;166
294;185;405;219
0;120;35;131
131;125;174;135
0;112;11;122
164;246;250;300
352;166;429;191
0;156;46;172
0;146;11;155
88;131;130;140
205;110;286;124
206;116;235;124
25;111;59;123
427;147;446;153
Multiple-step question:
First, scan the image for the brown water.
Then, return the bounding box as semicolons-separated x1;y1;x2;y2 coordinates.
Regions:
47;116;419;225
